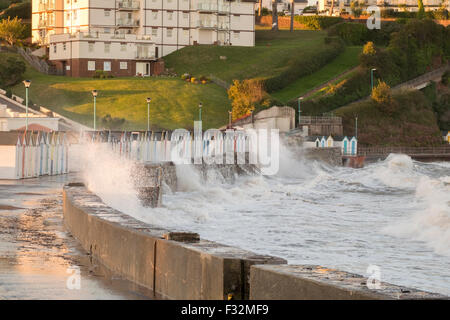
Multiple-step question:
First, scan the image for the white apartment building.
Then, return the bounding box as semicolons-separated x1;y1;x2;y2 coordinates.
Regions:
32;0;257;77
318;0;447;14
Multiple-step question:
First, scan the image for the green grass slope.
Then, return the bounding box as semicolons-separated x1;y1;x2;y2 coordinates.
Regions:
8;54;230;130
164;30;330;83
271;46;362;103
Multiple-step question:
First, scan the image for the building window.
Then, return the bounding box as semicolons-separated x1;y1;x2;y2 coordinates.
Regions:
53;45;56;53
152;28;157;36
104;43;110;53
120;43;126;51
152;11;158;19
104;61;111;72
234;32;240;39
63;43;66;51
120;62;127;70
168;12;173;21
88;42;94;52
104;10;110;17
88;61;95;71
167;29;172;37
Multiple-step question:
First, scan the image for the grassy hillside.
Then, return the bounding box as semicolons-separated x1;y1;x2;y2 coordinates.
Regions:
7;53;230;130
335;89;443;147
164;30;330;83
271;46;362;103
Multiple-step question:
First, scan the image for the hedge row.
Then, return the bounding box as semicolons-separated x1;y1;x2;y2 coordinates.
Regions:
327;21;401;46
293;16;343;30
264;38;345;93
381;8;449;20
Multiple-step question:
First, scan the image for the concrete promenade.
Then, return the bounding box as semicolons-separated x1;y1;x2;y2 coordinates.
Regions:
0;175;150;299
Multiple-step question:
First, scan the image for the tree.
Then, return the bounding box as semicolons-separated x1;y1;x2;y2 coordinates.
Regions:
0;17;27;46
228;79;267;121
371;80;397;115
290;0;295;31
362;41;376;56
417;0;425;19
350;1;362;18
271;0;278;31
330;0;335;16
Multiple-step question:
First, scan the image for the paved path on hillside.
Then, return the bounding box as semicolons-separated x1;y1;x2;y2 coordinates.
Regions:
333;64;450;111
291;66;360;102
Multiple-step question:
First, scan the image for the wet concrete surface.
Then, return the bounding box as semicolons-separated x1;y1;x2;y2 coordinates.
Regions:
0;174;151;300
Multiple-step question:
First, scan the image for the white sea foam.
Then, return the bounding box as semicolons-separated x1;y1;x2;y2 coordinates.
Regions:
78;144;450;295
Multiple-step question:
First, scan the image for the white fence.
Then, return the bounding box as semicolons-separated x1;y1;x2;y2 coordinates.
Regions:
81;131;251;164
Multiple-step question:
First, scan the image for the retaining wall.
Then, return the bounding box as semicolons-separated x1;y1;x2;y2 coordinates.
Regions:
63;184;285;300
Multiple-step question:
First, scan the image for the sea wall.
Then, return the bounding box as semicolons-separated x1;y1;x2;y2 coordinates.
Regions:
63;184;286;300
249;265;446;300
304;147;342;166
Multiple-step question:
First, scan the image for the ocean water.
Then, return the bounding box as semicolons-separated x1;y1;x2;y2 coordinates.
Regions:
81;143;450;295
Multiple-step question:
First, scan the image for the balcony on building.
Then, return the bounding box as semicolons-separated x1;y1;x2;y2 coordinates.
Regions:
38;20;55;29
197;20;217;29
50;32;153;44
116;0;140;10
197;2;230;14
38;1;55;11
116;18;140;28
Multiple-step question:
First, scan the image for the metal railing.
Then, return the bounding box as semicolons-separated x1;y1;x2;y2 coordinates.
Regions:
299;116;342;124
135;52;155;60
116;18;140;27
117;0;140;10
358;146;450;156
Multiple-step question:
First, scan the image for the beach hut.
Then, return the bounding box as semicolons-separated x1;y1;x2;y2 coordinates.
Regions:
350;136;358;155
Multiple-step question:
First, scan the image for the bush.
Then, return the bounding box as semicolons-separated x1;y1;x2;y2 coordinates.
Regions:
442;70;450;86
371;80;392;104
327;22;368;45
293;16;342;30
264;38;344;92
101;114;126;130
93;70;114;79
328;21;401;46
0;55;25;87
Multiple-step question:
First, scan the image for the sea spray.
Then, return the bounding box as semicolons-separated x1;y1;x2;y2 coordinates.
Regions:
76;142;450;295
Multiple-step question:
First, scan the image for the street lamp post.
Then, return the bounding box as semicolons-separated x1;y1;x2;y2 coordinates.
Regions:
92;90;98;130
297;97;303;127
23;80;31;131
199;102;203;122
146;97;151;131
228;110;232;129
371;68;377;92
355;116;358;139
